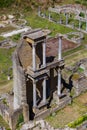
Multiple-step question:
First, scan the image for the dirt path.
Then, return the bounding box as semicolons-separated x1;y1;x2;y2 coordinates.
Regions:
0;81;13;94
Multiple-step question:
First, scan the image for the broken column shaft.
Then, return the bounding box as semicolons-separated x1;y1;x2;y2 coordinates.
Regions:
57;35;62;96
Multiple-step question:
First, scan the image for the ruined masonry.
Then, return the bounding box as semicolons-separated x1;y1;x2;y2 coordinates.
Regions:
13;29;70;122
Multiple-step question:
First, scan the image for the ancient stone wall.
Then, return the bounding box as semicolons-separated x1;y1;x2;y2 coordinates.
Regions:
0;100;23;130
0;101;10;125
13;49;27;109
18;39;42;69
9;107;23;130
73;76;87;96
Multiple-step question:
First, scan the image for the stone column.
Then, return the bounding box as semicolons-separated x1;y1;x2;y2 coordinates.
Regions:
58;35;62;60
42;42;46;67
72;22;74;29
49;13;51;21
32;44;36;71
43;78;46;103
23;103;29;122
66;14;68;25
60;15;62;24
50;69;54;96
33;80;37;107
38;6;41;17
57;69;61;96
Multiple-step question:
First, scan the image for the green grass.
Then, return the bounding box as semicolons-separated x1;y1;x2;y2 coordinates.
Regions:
78;67;84;73
41;9;87;31
68;114;87;128
0;26;16;34
45;91;87;128
0;48;15;83
64;47;87;66
0;36;5;41
0;115;10;130
11;33;21;42
68;34;79;39
63;45;84;57
26;13;74;36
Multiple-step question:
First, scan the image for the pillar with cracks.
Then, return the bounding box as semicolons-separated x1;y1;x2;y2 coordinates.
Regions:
57;35;62;96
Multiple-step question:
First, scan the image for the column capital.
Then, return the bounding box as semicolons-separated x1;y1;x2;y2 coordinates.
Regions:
57;34;63;39
43;76;47;80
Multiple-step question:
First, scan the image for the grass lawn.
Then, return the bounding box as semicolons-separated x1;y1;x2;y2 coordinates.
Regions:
26;12;74;36
64;48;87;66
0;26;16;34
0;80;13;94
45;91;87;128
0;48;15;84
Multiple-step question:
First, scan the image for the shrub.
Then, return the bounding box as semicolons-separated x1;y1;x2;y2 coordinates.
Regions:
0;0;14;8
75;0;81;4
68;114;87;128
79;12;85;18
16;114;24;128
11;34;21;42
3;98;7;105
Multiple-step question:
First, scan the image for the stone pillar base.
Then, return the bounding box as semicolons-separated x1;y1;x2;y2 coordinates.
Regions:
33;107;39;114
53;91;69;105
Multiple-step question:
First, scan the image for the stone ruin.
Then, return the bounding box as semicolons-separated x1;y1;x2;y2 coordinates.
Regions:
10;28;72;129
0;28;87;130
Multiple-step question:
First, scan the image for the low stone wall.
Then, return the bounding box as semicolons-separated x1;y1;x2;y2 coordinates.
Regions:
0;39;17;49
34;95;71;120
0;99;23;130
13;49;27;109
9;108;23;130
0;101;9;124
73;75;87;96
64;32;84;44
21;119;77;130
